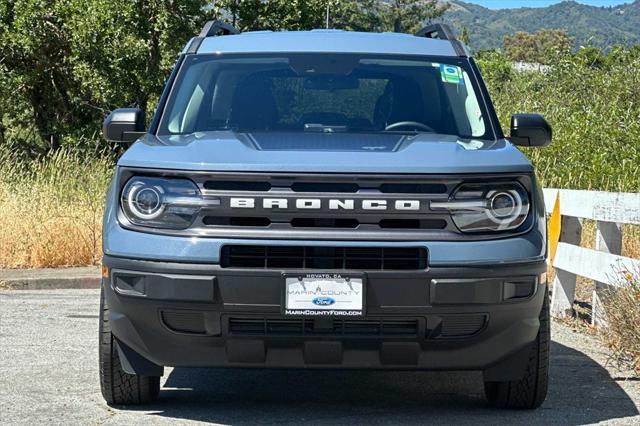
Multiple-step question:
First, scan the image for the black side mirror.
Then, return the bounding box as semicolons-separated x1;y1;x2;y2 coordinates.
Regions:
509;113;552;147
103;108;146;143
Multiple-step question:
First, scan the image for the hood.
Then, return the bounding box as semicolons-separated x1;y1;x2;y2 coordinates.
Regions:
117;131;533;174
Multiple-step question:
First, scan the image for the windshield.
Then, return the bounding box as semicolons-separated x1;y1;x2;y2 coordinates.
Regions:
158;53;492;140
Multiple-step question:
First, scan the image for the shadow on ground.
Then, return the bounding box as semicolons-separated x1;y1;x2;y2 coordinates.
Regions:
123;342;638;425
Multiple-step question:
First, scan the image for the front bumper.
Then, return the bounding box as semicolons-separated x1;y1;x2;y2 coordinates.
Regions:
102;254;546;379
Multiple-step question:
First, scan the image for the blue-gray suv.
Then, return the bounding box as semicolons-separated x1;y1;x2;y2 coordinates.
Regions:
100;21;552;409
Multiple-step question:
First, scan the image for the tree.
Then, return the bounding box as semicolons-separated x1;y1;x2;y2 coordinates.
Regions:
503;29;572;65
211;0;381;32
459;26;470;45
1;0;450;154
474;50;513;92
0;1;79;151
379;0;449;34
212;0;449;34
0;0;207;152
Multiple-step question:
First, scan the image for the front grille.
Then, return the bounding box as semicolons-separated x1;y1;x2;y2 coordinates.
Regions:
118;170;533;241
290;218;360;228
203;216;272;227
202;217;446;230
220;245;428;270
193;173;462;240
203;181;272;191
291;182;359;193
201;180;448;194
229;317;419;337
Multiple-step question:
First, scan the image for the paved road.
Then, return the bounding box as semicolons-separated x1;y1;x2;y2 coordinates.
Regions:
1;289;639;425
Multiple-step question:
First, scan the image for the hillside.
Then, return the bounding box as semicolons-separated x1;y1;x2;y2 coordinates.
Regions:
441;0;640;50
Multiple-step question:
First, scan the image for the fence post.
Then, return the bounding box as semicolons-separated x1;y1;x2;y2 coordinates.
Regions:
551;216;582;317
592;221;623;326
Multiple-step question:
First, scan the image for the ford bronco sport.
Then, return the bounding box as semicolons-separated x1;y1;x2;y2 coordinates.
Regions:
100;21;552;409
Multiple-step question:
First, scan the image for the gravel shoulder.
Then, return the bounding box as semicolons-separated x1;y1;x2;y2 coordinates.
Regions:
0;289;638;425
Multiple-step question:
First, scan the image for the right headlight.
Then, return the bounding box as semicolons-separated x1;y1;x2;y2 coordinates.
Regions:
120;176;203;229
430;182;530;232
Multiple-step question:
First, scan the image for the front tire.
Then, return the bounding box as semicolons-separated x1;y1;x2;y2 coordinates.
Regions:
484;286;550;409
99;287;160;405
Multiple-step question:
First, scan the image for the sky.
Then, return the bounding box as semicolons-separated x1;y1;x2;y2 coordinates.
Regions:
461;0;633;8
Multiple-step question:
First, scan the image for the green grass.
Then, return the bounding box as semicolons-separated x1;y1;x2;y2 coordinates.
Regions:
478;51;640;192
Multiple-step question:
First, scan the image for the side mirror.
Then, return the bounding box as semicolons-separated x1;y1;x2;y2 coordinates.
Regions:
509;113;552;147
103;108;146;143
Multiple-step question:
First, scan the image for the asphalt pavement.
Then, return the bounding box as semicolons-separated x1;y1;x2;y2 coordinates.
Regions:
1;289;639;425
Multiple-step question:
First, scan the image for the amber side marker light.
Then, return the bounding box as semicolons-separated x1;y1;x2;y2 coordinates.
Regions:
102;265;110;279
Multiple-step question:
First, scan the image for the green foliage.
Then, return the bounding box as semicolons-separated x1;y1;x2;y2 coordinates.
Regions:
481;48;640;192
459;26;470;45
503;29;572;64
380;0;449;33
211;0;381;31
0;0;450;155
0;0;206;153
0;1;638;194
475;49;513;90
211;0;448;33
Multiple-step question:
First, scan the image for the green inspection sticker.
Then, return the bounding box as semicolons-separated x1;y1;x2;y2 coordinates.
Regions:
440;64;464;85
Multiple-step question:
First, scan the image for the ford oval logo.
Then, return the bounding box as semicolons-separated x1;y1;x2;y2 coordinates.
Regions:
312;297;335;306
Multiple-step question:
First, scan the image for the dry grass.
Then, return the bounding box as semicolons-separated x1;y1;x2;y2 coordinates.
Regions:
547;220;639;374
0;147;637;271
578;220;640;260
571;221;640;311
599;266;640;374
0;149;113;268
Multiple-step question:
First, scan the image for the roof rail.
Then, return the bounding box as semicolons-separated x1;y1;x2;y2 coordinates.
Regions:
187;20;240;54
415;23;455;41
415;23;468;57
199;20;240;37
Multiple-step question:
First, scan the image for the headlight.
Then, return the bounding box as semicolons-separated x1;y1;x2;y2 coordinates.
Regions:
431;183;530;232
121;177;202;229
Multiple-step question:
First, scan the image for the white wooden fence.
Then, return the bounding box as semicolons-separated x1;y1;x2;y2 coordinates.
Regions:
542;188;640;324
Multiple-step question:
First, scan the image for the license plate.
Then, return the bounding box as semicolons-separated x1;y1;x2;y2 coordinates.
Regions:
284;273;364;316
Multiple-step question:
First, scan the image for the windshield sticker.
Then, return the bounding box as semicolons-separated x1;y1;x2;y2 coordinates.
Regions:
440;64;464;85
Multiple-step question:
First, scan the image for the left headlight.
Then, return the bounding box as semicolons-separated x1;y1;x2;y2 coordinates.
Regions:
430;182;530;233
121;177;202;229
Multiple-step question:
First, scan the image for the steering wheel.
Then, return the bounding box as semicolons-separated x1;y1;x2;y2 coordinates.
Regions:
385;121;434;132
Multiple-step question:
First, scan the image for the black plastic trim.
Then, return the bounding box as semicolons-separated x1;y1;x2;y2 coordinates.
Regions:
450;40;468;57
101;260;547;375
187;20;240;54
186;37;204;54
415;23;456;41
415;23;468;58
199;20;240;37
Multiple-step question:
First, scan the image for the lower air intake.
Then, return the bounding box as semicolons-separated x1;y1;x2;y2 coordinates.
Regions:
229;317;419;337
438;314;487;338
220;245;428;270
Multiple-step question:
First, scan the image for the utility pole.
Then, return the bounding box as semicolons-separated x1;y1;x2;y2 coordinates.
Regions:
326;2;330;29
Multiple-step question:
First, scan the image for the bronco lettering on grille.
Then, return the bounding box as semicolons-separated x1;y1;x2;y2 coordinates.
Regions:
229;198;422;211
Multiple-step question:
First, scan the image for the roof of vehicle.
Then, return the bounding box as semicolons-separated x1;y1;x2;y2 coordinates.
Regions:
186;30;465;57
